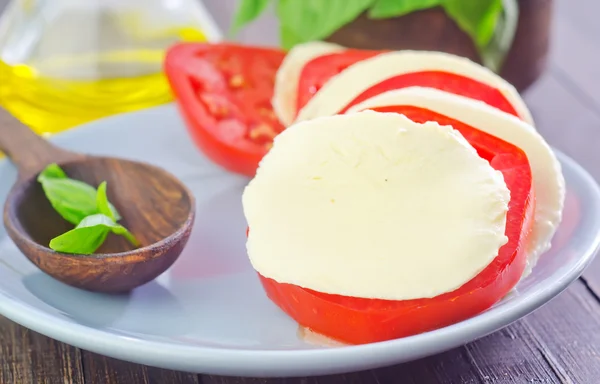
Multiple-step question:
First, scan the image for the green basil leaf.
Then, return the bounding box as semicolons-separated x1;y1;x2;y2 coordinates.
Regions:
231;0;271;34
37;164;121;224
80;214;139;248
280;23;304;50
49;223;109;255
442;0;503;49
96;181;115;221
369;0;442;19
39;163;67;179
49;214;139;254
38;177;102;225
478;0;518;72
276;0;375;47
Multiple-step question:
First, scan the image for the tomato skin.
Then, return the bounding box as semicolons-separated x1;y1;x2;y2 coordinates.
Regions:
296;52;520;120
339;72;519;117
295;49;382;114
258;106;535;345
165;43;286;176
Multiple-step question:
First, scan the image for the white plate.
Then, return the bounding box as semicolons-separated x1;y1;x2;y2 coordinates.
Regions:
0;105;598;378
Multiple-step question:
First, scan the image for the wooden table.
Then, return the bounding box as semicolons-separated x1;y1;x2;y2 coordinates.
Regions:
2;0;600;383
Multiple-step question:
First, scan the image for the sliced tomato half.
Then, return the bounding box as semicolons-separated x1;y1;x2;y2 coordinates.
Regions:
165;43;286;176
258;106;535;345
295;51;520;120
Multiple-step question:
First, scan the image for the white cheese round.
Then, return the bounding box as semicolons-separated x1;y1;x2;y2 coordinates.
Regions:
243;111;510;300
294;51;534;126
272;41;344;126
348;87;565;276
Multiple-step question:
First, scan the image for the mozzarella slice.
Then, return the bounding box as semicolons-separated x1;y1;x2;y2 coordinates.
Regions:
294;50;534;126
243;111;510;300
272;41;344;126
348;87;565;275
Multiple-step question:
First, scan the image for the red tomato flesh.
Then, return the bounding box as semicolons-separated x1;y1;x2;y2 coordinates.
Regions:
296;50;382;114
295;51;520;120
259;106;535;345
165;43;286;176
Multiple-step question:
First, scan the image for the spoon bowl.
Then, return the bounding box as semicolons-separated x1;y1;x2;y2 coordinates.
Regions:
0;108;195;293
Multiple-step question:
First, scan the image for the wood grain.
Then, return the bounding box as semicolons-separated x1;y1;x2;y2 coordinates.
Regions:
0;316;84;384
82;352;200;384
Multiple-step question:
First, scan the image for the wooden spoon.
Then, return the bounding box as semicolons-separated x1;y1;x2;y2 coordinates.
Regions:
0;108;195;293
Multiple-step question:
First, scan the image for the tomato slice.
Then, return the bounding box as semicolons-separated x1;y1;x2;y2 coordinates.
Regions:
296;50;382;114
258;106;535;345
295;51;520;120
165;43;286;176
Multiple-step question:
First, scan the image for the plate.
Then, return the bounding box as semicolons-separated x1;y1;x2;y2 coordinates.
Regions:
0;105;599;378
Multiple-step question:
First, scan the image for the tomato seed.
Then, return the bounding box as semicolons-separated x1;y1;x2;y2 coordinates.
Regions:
249;123;277;140
199;94;229;118
258;107;277;120
229;74;245;88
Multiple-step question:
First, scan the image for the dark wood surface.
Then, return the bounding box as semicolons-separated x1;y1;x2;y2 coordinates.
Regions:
1;0;600;382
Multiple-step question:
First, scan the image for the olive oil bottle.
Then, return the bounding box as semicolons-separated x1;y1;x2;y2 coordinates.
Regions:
0;0;221;135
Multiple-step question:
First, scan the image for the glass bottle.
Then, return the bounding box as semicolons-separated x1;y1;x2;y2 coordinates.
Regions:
0;0;221;135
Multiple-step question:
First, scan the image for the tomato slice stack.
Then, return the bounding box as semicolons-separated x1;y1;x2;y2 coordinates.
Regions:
259;107;535;344
165;43;285;176
166;43;538;344
166;44;530;176
296;52;521;120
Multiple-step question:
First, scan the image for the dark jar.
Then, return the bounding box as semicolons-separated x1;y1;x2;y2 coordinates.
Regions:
325;0;553;92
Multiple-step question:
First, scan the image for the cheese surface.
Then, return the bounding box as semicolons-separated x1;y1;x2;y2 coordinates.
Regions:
294;51;534;126
349;87;565;275
243;111;510;300
272;41;344;126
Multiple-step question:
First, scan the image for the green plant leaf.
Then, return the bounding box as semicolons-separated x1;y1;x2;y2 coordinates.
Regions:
280;23;304;50
38;175;103;225
39;163;67;179
37;164;121;225
231;0;271;34
96;181;115;221
442;0;503;49
276;0;375;48
478;0;519;72
369;0;442;19
49;214;140;255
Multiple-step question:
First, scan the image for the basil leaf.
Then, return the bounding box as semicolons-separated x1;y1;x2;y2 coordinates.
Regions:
478;0;518;72
231;0;271;34
84;214;139;248
49;214;139;255
96;181;115;221
39;163;67;179
442;0;503;49
276;0;375;47
49;225;109;255
38;176;102;225
37;164;121;224
369;0;442;19
280;23;304;50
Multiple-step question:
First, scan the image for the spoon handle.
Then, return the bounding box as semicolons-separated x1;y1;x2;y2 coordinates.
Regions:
0;107;80;179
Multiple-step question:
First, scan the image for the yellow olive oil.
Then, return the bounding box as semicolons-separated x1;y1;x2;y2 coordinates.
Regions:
0;6;209;135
